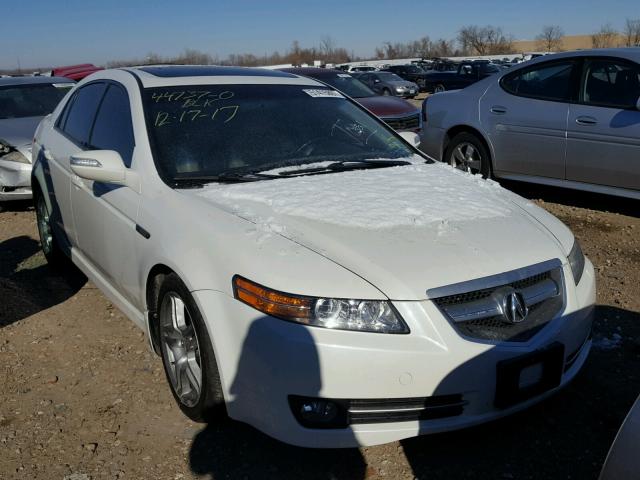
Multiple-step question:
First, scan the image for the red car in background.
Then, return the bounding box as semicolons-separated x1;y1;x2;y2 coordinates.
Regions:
279;68;422;133
51;63;103;81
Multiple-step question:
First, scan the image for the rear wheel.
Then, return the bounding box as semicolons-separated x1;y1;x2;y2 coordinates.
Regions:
157;273;225;422
444;132;491;178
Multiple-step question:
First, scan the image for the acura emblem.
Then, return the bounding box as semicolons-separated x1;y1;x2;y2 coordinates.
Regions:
494;287;529;324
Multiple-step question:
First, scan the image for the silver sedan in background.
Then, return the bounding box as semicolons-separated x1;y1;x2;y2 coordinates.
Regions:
420;48;640;200
353;71;419;98
0;76;73;209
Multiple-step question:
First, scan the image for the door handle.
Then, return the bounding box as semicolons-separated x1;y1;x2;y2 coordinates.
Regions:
490;106;507;115
43;148;53;161
575;116;597;126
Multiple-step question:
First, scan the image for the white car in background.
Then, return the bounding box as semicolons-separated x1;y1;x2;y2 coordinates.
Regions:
32;66;594;448
0;76;73;209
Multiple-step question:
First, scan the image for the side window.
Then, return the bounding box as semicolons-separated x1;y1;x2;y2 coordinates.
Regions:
360;74;371;83
582;59;640;109
89;84;135;167
501;61;575;102
56;93;76;130
63;83;106;145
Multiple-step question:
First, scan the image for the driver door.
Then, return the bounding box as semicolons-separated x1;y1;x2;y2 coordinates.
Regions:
70;82;141;306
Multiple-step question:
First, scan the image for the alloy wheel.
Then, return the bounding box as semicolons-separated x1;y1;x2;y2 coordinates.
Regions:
450;142;482;174
434;84;446;93
160;292;203;407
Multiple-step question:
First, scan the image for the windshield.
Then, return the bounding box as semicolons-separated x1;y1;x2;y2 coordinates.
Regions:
143;84;417;183
319;73;375;98
0;83;72;119
376;72;405;82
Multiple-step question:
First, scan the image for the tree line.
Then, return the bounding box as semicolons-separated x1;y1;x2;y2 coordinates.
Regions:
3;18;639;74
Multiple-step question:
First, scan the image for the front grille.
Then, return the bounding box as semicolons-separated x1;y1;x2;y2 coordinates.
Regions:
434;267;564;342
383;113;420;131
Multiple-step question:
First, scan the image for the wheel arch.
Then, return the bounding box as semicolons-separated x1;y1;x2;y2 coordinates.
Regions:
443;125;494;174
145;263;177;354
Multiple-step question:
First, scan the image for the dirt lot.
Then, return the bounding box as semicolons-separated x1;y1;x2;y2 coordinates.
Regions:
1;184;639;480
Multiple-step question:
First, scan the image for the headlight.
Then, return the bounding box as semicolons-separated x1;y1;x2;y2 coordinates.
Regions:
395;87;405;92
0;149;30;164
567;239;585;285
233;276;409;334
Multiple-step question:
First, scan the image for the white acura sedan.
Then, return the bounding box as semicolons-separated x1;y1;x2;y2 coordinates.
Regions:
31;66;595;448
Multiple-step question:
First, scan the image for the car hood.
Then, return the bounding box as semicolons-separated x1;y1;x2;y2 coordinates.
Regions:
0;116;42;148
356;95;418;117
193;162;573;300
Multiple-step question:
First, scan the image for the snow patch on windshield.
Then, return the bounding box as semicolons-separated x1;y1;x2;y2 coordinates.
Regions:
197;162;515;229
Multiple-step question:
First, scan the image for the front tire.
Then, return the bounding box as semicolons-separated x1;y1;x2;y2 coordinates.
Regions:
444;132;491;178
434;84;446;93
157;273;225;422
382;88;391;96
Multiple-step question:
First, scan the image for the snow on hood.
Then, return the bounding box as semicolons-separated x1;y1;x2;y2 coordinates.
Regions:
193;161;569;299
198;161;514;229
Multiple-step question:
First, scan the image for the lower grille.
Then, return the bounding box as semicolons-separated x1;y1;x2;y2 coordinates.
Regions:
349;394;465;424
289;394;465;428
434;266;565;342
383;113;420;131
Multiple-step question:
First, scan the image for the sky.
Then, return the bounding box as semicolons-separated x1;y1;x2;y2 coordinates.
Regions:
2;0;638;69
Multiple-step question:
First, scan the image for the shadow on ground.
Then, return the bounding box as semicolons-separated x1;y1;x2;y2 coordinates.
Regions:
0;235;86;328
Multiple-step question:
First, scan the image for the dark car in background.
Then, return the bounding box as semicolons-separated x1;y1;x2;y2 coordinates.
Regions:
352;71;419;98
423;60;501;92
279;68;421;133
381;64;430;91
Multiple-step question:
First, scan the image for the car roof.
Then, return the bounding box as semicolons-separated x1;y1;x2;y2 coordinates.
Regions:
521;48;640;66
0;76;74;87
119;65;323;88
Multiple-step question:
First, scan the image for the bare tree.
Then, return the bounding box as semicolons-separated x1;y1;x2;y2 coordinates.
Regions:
591;24;619;48
536;25;564;52
458;25;513;55
623;18;640;47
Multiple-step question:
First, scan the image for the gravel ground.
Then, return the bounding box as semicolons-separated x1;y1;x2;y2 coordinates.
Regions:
1;183;639;480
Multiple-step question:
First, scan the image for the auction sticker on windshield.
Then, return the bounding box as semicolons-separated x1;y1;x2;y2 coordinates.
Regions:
303;89;344;98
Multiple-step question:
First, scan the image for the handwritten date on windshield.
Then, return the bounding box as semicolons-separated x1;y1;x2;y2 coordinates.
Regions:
154;105;240;127
151;90;235;109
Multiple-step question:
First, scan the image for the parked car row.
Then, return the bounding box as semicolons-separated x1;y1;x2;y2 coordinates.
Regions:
420;48;640;200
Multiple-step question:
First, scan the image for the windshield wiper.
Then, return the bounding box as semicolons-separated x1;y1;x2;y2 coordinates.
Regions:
172;171;280;188
276;159;411;176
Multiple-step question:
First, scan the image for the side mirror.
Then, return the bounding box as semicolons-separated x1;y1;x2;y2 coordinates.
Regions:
374;79;381;83
70;150;140;191
399;131;421;148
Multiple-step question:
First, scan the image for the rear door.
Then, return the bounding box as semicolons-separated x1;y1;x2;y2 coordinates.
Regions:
480;59;577;178
565;57;640;190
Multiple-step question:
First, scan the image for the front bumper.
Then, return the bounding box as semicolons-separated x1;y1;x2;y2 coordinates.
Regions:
0;159;33;201
192;260;595;448
419;125;446;160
